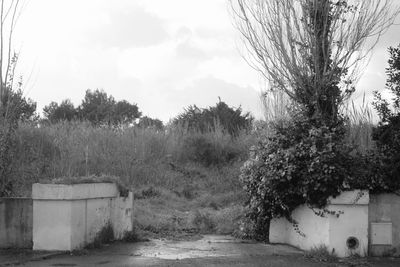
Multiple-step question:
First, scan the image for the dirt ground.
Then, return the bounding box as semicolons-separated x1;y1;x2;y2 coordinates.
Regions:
2;235;400;267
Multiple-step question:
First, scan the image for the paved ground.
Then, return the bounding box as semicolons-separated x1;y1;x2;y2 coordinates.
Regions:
2;235;400;266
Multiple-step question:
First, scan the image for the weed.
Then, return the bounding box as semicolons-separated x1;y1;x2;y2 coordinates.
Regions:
304;245;338;263
135;186;161;199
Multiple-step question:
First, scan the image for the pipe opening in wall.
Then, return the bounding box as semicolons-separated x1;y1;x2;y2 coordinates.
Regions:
346;236;359;250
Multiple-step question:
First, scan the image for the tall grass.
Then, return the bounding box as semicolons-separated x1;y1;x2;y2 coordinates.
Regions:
11;121;254;196
343;95;375;154
261;90;376;154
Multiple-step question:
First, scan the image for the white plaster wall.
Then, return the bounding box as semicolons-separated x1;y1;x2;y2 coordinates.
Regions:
32;183;133;251
270;190;369;257
70;200;86;250
270;205;329;250
328;204;368;257
33;200;72;251
112;192;134;239
288;205;330;250
85;198;112;244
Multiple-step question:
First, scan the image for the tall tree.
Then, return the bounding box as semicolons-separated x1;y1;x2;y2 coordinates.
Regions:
78;89;141;126
78;89;115;125
230;0;399;125
173;99;253;136
43;99;77;123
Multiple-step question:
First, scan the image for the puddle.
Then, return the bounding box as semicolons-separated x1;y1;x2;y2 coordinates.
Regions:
134;235;301;260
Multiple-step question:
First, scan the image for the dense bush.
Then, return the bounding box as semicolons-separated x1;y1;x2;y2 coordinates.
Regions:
370;44;400;192
1;87;37;196
240;115;358;241
173;100;253;136
181;134;243;166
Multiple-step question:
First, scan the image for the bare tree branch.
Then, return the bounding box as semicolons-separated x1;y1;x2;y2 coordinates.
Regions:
230;0;400;122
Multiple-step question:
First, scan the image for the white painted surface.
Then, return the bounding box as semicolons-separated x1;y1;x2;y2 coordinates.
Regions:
32;183;133;251
33;200;72;251
270;190;369;257
112;192;134;239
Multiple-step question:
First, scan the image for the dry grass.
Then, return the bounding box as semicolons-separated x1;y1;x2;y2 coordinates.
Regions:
9;121;252;239
11;122;253;196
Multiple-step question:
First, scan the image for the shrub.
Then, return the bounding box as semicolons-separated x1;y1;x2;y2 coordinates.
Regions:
173;100;253;136
240;115;360;242
370;44;400;193
304;245;338;263
181;134;242;166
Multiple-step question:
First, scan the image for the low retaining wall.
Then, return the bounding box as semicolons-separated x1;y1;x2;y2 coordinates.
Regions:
32;183;133;251
270;190;369;257
0;198;33;249
369;193;400;257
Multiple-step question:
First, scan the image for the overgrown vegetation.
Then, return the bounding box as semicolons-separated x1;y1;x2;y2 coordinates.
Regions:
231;0;400;242
43;89;142;126
173;99;253;136
371;44;400;192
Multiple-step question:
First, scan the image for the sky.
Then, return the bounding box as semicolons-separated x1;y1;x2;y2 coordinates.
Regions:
12;0;400;122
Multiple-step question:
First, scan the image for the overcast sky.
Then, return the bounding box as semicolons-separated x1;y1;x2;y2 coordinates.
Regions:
14;0;400;122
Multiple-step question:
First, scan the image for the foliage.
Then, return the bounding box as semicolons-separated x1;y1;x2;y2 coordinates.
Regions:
371;44;400;192
233;0;400;242
173;99;253;136
181;134;243;166
78;89;141;126
43;89;142;126
240;115;358;241
231;0;399;124
137;116;164;130
0;87;37;196
304;245;338;263
43;99;77;123
9;121;255;196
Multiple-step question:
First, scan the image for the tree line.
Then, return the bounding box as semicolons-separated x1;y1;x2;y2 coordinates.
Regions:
7;88;253;135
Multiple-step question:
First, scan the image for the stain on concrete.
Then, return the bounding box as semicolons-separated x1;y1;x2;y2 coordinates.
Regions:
0;198;33;249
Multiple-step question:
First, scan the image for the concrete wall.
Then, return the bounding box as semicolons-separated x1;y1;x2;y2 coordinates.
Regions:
32;183;133;251
369;194;400;257
0;198;33;249
270;190;369;257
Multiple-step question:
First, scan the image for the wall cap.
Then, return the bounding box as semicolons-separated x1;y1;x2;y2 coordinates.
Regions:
32;183;119;200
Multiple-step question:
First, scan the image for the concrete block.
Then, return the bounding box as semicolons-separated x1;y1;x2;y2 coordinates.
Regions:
270;190;369;257
32;183;133;251
112;192;134;239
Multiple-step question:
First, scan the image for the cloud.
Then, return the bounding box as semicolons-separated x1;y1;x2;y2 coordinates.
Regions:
90;4;169;49
175;40;209;60
159;75;264;121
